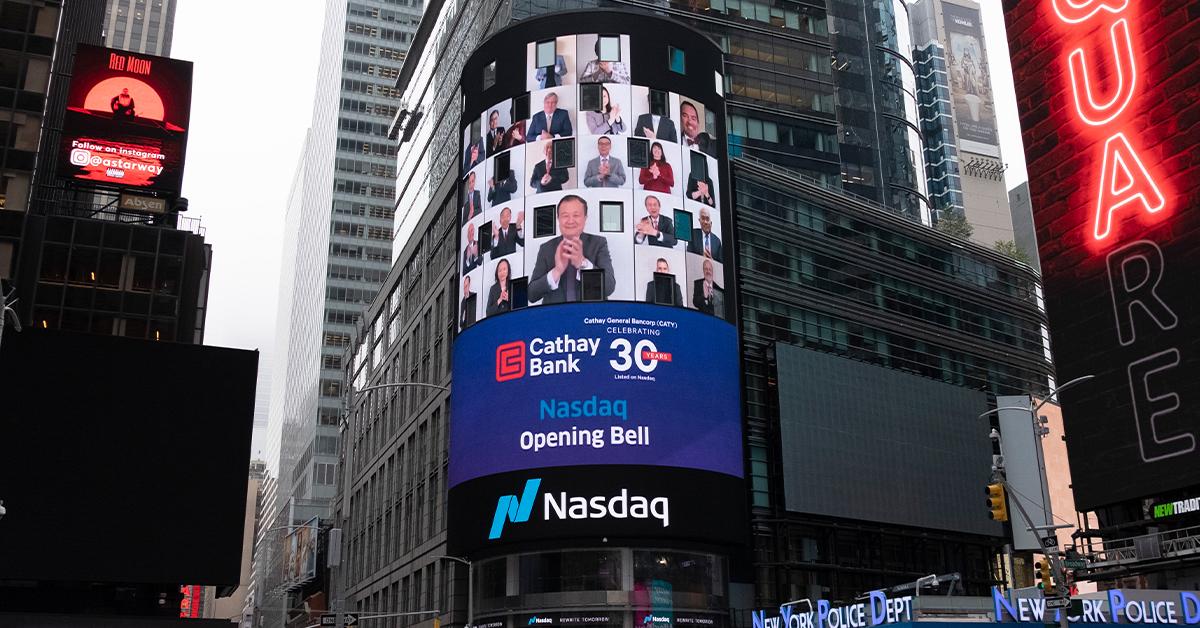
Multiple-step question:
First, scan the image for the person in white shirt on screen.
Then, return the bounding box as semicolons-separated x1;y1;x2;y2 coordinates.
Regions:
580;40;630;84
634;194;676;248
679;100;716;157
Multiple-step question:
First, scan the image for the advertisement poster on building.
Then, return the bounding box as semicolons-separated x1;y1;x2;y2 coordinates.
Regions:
284;517;318;585
58;44;193;194
943;3;999;156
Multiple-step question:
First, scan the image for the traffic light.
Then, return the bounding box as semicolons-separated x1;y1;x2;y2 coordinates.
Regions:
986;483;1009;522
1036;560;1053;589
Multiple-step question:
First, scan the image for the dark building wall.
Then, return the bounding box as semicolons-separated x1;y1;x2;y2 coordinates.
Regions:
732;157;1049;603
0;0;61;214
346;0;1048;618
508;0;929;223
14;213;210;343
30;0;106;209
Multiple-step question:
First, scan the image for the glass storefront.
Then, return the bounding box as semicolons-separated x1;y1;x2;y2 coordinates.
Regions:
474;548;729;628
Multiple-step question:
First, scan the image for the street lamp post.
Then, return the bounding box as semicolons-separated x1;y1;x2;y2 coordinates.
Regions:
434;555;472;628
979;375;1094;628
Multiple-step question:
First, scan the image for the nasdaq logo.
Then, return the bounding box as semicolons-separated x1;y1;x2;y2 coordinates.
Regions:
495;341;527;382
488;478;541;539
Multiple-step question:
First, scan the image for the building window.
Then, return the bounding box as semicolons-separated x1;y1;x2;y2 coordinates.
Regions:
668;46;686;75
483;60;496;90
314;462;337;485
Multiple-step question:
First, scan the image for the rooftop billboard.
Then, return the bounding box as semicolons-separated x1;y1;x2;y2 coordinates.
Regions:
57;44;193;194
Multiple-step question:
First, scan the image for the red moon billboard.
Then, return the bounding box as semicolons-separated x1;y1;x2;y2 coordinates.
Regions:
1005;0;1200;510
57;44;193;194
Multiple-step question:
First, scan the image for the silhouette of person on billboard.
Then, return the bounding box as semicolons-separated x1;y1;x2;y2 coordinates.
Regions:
111;88;136;119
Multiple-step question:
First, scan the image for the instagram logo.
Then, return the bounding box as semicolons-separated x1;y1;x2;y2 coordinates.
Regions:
495;341;526;382
69;148;91;166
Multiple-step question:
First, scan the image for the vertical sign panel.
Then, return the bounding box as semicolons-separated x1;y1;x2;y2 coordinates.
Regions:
1004;0;1200;510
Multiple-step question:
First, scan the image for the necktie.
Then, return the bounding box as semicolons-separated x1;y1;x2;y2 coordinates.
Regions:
705;234;711;257
563;263;577;301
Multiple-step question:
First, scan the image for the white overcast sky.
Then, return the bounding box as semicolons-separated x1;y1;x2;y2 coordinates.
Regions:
169;1;1029;459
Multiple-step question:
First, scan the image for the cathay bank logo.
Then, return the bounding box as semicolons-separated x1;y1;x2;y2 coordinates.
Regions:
489;478;541;539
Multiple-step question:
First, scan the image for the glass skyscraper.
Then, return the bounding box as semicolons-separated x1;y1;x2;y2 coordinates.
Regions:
259;0;419;625
103;0;176;56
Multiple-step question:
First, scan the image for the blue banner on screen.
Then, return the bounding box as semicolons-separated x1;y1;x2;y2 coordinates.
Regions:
450;302;742;487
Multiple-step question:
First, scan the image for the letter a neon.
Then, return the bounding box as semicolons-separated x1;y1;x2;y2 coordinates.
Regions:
1093;133;1166;241
1052;0;1128;24
1068;19;1136;126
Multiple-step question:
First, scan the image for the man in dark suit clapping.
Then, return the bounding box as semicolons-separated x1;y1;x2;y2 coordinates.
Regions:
634;195;676;248
529;195;616;304
460;276;478;327
488;169;518;207
486;110;506;154
461;171;482;222
463;223;482;274
644;258;684;306
692;257;719;315
491;206;525;258
686;206;723;262
529;141;569;193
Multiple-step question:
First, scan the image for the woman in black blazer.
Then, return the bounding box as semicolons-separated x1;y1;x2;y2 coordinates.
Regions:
486;258;514;316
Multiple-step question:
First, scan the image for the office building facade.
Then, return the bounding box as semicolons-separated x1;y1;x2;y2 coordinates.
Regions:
103;0;177;56
730;156;1048;601
0;0;58;219
909;0;1014;246
0;0;208;344
260;0;418;625
1005;182;1038;273
332;0;1051;622
503;0;930;225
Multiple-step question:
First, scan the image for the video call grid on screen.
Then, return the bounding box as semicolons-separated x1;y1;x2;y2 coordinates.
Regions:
458;33;726;329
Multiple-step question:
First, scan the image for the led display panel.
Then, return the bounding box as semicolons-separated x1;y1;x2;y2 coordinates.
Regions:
451;19;741;554
58;44;193;194
458;33;728;330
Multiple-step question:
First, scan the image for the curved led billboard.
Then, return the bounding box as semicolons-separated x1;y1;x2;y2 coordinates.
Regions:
58;44;192;194
450;302;741;486
450;13;743;556
448;302;745;554
457;23;731;330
